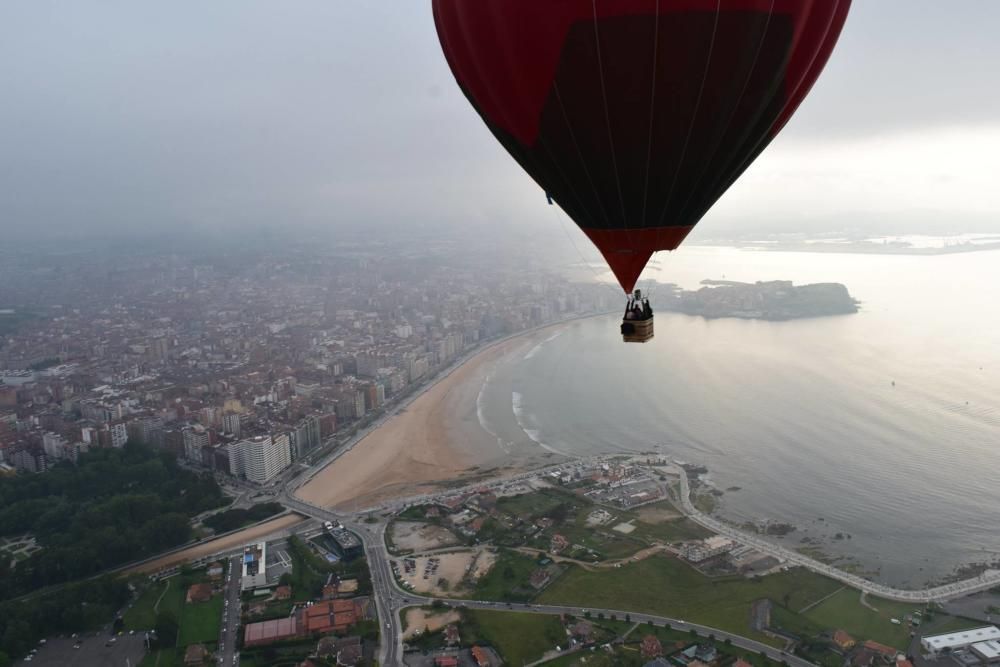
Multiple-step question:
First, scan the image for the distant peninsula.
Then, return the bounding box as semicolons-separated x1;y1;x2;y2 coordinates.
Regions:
659;279;859;321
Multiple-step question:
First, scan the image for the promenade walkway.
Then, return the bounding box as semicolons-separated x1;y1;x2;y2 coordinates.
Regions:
673;465;1000;603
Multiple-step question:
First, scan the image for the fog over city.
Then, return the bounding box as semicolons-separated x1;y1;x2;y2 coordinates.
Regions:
3;1;1000;241
7;4;1000;666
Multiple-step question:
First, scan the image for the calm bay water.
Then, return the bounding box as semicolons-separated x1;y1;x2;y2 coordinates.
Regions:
477;246;1000;588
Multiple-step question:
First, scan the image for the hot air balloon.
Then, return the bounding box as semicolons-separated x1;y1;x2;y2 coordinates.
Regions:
433;0;852;342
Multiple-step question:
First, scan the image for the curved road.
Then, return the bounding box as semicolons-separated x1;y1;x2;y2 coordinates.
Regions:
280;493;807;667
673;465;1000;603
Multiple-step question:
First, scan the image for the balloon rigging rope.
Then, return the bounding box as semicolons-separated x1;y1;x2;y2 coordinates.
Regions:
643;0;661;247
644;0;664;303
551;82;616;231
550;203;627;298
591;0;635;263
674;0;776;221
656;0;722;230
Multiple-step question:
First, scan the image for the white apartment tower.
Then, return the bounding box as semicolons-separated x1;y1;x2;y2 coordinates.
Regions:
228;435;291;484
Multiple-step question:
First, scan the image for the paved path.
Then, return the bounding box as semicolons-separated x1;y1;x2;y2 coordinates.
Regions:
281;493;811;667
673;464;1000;603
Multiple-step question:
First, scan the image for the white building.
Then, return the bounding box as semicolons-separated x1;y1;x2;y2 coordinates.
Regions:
973;641;1000;665
683;536;736;563
228;434;291;484
108;422;128;448
922;627;1000;656
240;542;268;591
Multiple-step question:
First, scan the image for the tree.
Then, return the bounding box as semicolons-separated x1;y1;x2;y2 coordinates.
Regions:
0;650;10;667
154;611;178;648
1;621;30;659
597;612;605;620
625;614;631;623
689;629;698;638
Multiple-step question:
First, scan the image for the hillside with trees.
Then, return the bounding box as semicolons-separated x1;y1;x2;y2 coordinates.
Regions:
0;442;225;599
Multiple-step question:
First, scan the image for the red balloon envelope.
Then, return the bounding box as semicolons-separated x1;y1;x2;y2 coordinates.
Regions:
434;0;851;293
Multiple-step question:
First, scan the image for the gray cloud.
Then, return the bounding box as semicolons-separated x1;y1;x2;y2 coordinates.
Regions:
1;2;998;240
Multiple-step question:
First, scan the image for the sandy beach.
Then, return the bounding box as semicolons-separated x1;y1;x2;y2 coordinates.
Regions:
298;323;576;511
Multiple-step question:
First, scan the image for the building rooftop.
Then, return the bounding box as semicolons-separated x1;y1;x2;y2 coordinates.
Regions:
923;626;1000;650
244;617;299;646
972;640;1000;660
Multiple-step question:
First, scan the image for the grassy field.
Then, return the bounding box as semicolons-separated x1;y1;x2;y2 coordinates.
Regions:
124;581;169;631
801;588;921;649
177;596;223;646
465;609;566;665
539;618;784;667
555;507;643;561
139;648;180;667
538;555;842;645
497;490;709;563
628;515;712;543
928;616;986;634
126;579;185;632
472;549;541;602
497;490;570;519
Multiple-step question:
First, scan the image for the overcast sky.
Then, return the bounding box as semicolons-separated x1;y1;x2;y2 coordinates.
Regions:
2;2;1000;241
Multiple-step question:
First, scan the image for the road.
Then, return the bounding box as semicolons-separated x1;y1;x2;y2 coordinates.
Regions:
279;494;403;666
154;453;1000;665
671;464;1000;603
279;492;811;667
217;555;241;667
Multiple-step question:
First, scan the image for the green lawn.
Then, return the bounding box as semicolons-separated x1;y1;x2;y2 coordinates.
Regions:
538;555;842;645
497;490;571;520
127;578;185;632
539;618;785;667
465;609;567;665
125;581;172;631
802;588;921;649
628;515;712;543
471;549;542;602
139;648;180;667
540;652;618;667
927;616;986;635
177;596;223;646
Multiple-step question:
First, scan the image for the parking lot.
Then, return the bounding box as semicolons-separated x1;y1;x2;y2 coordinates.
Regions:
17;635;147;666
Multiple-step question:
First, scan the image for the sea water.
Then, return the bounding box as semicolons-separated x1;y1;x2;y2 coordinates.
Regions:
476;245;1000;588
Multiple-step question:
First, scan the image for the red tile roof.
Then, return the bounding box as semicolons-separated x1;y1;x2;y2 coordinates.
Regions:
864;640;898;657
244;617;300;647
472;646;490;667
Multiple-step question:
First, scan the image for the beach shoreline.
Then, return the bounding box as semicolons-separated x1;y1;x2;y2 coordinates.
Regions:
296;317;596;511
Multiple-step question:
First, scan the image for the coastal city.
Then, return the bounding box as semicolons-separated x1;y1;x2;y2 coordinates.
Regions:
6;1;1000;665
0;237;612;480
3;240;1000;667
